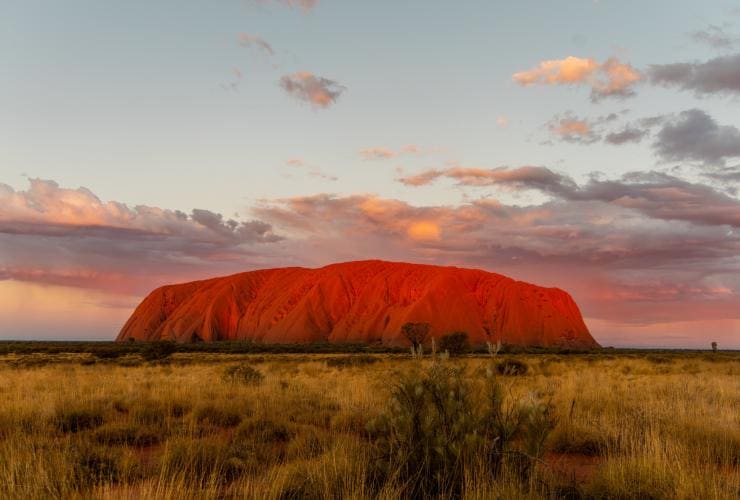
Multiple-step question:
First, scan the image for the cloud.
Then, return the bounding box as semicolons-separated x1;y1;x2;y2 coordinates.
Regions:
279;72;346;108
604;126;647;145
285;158;305;167
543;111;646;146
308;169;338;181
278;0;318;11
653;109;740;165
398;166;740;228
648;53;740;96
359;145;422;160
407;221;441;241
513;56;599;85
547;114;601;144
359;147;396;160
513;56;641;101
253;0;318;11
398;165;577;195
238;33;274;56
4;176;740;343
253;183;740;330
0;179;282;294
689;25;737;49
221;67;243;92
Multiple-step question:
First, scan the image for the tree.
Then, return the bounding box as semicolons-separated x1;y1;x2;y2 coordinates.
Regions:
439;332;470;356
711;341;718;352
401;322;431;349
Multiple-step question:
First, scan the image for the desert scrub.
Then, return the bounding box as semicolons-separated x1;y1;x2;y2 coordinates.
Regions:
368;360;556;498
325;355;378;368
0;353;738;498
438;331;470;355
141;341;177;362
548;421;617;456
53;402;106;433
584;455;677;499
72;442;126;486
495;358;529;376
193;402;245;429
93;423;161;447
131;398;189;426
222;363;264;385
160;437;244;484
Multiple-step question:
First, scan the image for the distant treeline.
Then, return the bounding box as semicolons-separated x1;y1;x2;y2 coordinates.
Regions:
0;340;731;357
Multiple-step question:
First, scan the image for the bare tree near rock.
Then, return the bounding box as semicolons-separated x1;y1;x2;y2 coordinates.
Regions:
402;322;431;350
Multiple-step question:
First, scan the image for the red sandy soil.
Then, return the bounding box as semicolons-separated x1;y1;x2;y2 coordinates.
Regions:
116;260;598;348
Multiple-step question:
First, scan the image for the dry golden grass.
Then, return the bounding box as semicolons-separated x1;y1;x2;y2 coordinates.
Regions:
0;352;737;499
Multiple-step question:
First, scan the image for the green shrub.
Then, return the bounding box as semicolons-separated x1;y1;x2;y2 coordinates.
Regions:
223;364;264;385
368;361;555;497
438;332;470;355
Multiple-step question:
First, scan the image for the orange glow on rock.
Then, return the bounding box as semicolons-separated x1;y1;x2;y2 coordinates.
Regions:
117;260;598;348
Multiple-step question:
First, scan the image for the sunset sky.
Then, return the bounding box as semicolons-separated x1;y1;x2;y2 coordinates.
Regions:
2;0;740;347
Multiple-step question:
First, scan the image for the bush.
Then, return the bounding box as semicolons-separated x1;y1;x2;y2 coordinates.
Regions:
141;341;177;362
368;361;555;497
646;355;672;365
193;404;244;428
325;355;378;368
235;417;295;444
161;438;244;483
55;405;105;433
223;364;264;385
438;332;470;355
495;359;529;376
401;322;430;349
131;399;189;426
92;348;125;360
73;443;124;485
93;423;161;447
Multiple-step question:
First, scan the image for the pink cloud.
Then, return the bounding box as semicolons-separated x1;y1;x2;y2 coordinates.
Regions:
237;33;274;55
279;72;346;108
359;145;422;160
268;0;318;11
3;176;740;346
0;179;282;295
513;56;641;100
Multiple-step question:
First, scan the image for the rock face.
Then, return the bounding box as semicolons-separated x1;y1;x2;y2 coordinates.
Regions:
116;260;599;348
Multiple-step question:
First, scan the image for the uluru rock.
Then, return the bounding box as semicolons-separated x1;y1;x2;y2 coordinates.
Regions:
116;260;599;348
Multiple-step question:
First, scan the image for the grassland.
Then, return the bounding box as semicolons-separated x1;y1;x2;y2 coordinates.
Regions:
0;347;737;499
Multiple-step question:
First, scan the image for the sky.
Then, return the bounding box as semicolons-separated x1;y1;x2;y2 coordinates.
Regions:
2;0;740;348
